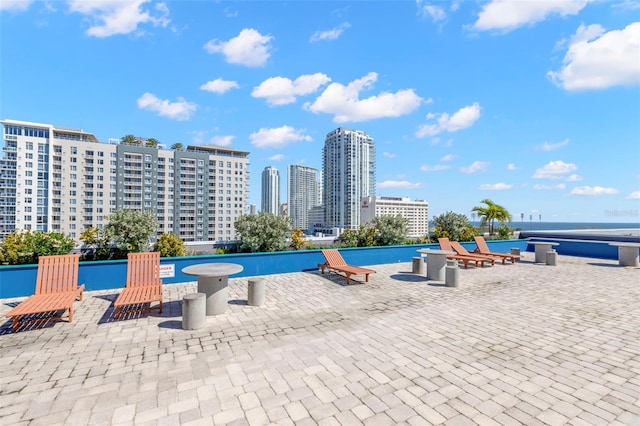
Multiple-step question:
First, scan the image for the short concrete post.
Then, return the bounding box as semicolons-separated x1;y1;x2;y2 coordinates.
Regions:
412;257;426;275
248;278;265;306
182;293;206;330
510;248;521;257
546;249;558;266
445;259;459;287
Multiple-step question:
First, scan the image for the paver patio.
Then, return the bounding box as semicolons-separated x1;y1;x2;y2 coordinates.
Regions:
0;253;639;425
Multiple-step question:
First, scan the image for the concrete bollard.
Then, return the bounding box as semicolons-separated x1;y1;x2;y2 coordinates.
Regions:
182;293;206;330
445;259;459;287
510;248;521;257
546;249;558;266
248;278;265;306
412;257;426;275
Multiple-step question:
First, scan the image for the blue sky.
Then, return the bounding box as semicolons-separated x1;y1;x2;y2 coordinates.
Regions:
2;0;639;224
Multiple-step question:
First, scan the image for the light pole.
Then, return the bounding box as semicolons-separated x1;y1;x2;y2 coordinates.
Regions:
520;213;524;229
539;214;542;230
529;214;532;230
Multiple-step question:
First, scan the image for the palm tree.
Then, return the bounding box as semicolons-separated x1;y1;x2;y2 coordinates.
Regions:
471;199;512;235
121;134;137;145
146;138;159;148
171;142;184;151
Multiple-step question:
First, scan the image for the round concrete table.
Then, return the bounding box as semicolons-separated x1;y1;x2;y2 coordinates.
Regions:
608;242;640;267
417;249;455;281
182;263;243;315
528;241;560;263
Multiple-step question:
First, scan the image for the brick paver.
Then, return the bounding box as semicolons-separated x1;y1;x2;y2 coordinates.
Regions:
1;253;639;424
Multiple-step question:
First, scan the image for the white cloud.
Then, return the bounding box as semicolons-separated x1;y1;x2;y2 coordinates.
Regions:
310;22;350;42
471;0;590;33
460;161;489;174
566;174;582;182
208;135;234;146
507;163;517;170
249;125;312;149
0;0;33;12
417;1;446;21
68;0;170;38
538;138;570;151
533;160;577;179
377;180;422;189
200;78;239;94
479;183;512;190
304;72;423;123
440;154;457;162
204;28;273;67
137;92;196;121
627;191;640;199
570;186;619;195
548;22;640;91
420;164;450;171
415;102;481;138
252;73;331;106
383;152;396;158
533;183;566;190
269;154;284;161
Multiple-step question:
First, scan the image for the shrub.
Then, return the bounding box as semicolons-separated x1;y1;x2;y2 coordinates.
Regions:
154;233;186;257
290;228;307;250
433;211;477;242
0;230;74;265
103;209;158;253
234;212;290;253
371;215;408;246
496;225;514;240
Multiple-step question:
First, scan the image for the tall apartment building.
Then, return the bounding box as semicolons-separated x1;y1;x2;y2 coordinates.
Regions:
261;166;280;214
360;196;429;237
287;165;321;232
322;128;375;230
0;119;250;243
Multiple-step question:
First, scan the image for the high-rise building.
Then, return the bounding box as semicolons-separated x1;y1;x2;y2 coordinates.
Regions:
360;196;429;237
0;119;250;243
288;165;321;232
322;128;375;230
261;166;280;214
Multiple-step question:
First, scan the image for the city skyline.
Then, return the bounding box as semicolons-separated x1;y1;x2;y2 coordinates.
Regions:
1;1;639;223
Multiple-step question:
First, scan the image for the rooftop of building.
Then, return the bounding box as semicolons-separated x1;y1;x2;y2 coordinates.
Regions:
1;253;638;424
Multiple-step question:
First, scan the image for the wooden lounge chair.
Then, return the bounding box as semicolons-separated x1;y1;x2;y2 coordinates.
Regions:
437;238;492;268
473;236;521;264
318;250;376;284
449;240;496;266
114;252;163;319
5;254;84;332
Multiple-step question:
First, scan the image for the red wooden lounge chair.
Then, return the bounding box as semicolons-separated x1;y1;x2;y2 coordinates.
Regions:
473;236;521;264
114;252;163;319
437;238;492;268
449;240;496;266
318;250;376;284
5;254;84;332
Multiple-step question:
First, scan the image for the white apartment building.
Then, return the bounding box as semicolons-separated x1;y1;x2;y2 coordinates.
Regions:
287;165;321;232
322;128;375;230
0;119;250;243
360;196;429;237
261;166;280;215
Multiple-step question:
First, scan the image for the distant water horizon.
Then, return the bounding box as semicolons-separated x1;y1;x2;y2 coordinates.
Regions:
467;221;640;232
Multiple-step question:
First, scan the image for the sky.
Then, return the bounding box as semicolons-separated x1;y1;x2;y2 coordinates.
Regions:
1;0;639;224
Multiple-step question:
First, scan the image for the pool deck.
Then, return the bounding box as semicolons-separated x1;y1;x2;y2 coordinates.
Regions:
1;253;639;425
